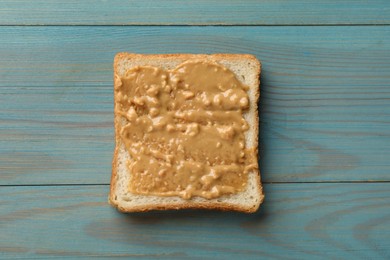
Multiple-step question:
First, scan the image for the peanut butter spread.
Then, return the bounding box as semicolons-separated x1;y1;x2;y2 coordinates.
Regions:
115;60;257;199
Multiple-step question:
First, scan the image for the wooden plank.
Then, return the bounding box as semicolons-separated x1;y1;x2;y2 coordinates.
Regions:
0;87;114;185
0;0;389;25
0;184;389;258
1;26;389;184
1;26;389;87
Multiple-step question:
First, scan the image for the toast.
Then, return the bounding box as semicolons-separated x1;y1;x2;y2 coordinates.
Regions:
109;53;264;213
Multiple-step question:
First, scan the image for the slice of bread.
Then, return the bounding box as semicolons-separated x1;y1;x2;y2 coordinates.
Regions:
109;53;264;213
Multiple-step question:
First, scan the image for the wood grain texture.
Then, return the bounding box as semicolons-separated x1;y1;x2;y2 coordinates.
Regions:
2;26;390;86
1;0;390;25
1;26;389;184
1;1;389;259
0;184;389;259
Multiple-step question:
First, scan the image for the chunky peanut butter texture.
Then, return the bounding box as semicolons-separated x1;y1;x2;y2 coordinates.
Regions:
115;60;257;199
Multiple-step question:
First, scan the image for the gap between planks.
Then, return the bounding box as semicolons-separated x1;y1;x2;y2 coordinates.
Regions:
1;24;390;27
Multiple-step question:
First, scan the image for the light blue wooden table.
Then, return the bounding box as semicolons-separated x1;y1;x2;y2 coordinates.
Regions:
1;1;390;259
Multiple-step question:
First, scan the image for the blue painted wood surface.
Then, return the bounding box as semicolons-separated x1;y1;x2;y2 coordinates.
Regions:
1;184;389;259
1;26;389;184
0;1;390;259
1;0;390;25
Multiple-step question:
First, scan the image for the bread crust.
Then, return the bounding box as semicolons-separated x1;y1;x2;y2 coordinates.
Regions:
109;53;263;213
